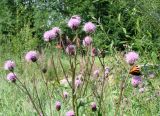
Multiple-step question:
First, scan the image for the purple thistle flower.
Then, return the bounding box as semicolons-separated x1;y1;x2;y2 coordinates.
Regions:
43;30;57;42
55;101;61;111
91;48;98;57
68;16;81;30
91;102;97;111
66;110;75;116
83;22;96;33
83;36;92;46
125;51;139;65
52;27;61;36
43;31;50;41
75;79;82;88
66;45;76;55
63;91;69;99
4;60;16;71
25;51;39;62
131;76;142;87
39;112;43;116
7;72;17;82
93;70;100;77
105;67;110;76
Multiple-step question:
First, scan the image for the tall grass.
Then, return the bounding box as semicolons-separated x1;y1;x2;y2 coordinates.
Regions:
0;50;160;115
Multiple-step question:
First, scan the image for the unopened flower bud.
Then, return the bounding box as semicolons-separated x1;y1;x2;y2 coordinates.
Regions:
63;91;68;99
42;68;47;73
91;102;97;111
66;45;76;55
7;72;17;83
55;101;61;111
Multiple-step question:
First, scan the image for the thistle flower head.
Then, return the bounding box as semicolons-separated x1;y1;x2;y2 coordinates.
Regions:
93;70;100;77
91;48;98;56
25;51;39;62
7;72;16;82
66;45;76;55
83;22;96;33
66;110;75;116
63;91;69;99
105;67;110;76
4;60;16;71
131;76;142;87
83;36;92;46
125;51;139;65
68;16;81;30
55;101;61;111
43;30;57;42
75;79;82;88
52;27;61;35
91;102;97;111
40;112;43;116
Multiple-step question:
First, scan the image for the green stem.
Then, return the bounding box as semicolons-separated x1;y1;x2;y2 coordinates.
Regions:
33;77;44;115
16;78;40;115
51;53;60;84
58;52;72;88
98;58;105;115
70;56;76;114
114;76;128;116
36;62;52;116
82;46;90;96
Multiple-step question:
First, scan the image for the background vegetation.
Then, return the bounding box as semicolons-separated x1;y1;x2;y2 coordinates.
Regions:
0;0;160;56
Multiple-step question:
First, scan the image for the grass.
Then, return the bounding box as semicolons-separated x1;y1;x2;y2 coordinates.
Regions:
0;50;160;116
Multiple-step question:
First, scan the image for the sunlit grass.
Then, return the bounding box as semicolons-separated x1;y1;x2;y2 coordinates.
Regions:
0;51;159;115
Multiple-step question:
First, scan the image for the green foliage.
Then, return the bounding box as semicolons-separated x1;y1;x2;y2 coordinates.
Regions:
0;0;160;54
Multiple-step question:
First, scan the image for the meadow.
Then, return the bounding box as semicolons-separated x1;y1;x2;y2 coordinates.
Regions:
0;0;160;116
0;22;160;116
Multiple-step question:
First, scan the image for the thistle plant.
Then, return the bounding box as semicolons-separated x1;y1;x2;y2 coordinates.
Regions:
2;15;114;115
3;15;156;116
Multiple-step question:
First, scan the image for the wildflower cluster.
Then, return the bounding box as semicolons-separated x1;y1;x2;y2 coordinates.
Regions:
4;60;16;82
3;15;150;116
